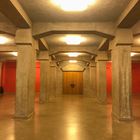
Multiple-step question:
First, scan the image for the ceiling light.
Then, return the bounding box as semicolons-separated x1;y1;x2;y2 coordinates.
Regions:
63;35;86;45
67;53;81;57
0;36;9;44
52;0;95;11
69;60;78;63
131;52;139;57
11;52;18;56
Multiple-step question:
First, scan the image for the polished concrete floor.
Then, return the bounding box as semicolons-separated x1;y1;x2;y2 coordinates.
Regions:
0;93;140;140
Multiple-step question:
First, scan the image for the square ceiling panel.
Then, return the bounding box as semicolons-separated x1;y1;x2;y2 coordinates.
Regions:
18;0;131;22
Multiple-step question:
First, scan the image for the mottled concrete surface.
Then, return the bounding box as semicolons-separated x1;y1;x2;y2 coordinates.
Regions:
0;93;140;140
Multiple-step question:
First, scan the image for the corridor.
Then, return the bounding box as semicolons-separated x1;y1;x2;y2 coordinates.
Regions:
0;93;140;140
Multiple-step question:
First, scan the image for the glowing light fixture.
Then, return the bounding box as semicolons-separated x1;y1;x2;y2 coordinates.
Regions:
0;36;9;44
63;35;86;45
52;0;95;11
11;52;18;56
131;52;139;57
67;52;81;57
69;60;78;63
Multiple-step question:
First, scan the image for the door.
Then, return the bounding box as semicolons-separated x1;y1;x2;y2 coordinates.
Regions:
63;72;83;94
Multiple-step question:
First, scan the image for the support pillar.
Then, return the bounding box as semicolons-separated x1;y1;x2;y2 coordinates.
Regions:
40;60;50;103
96;52;108;104
15;29;36;118
49;62;57;99
89;62;96;97
111;29;133;120
56;67;63;97
83;67;91;97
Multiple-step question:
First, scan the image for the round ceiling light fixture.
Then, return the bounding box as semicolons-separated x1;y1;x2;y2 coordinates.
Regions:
0;36;9;44
67;52;81;57
69;60;78;63
51;0;96;12
62;35;86;45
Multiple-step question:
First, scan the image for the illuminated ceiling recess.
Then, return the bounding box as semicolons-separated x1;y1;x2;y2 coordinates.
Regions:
69;60;78;63
0;36;9;44
67;52;81;57
63;35;86;45
51;0;96;12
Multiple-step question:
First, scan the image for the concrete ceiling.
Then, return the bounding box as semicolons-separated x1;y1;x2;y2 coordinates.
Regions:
18;0;131;22
45;34;103;47
0;12;12;23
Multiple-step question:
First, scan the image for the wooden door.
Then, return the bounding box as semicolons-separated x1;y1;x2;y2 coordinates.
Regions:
63;72;83;94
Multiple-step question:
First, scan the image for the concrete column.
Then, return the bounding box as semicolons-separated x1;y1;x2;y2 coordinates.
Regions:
56;67;63;97
49;62;57;99
89;63;96;97
111;29;133;121
15;29;36;118
83;67;91;97
112;46;132;120
96;52;108;104
39;60;50;103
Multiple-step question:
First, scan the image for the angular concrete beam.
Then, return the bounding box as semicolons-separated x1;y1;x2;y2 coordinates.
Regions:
0;45;17;52
38;38;49;51
33;22;115;39
0;22;16;35
117;0;140;28
49;46;97;56
131;47;140;52
97;38;109;51
0;0;32;28
132;20;140;36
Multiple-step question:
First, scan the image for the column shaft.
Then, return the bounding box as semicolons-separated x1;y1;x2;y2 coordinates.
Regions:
15;46;36;118
40;60;49;103
112;46;132;120
96;61;107;104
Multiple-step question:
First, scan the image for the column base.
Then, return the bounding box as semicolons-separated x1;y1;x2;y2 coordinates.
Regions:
112;113;134;121
14;112;34;119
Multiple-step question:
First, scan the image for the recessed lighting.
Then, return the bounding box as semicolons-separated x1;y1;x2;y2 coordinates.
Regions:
67;53;81;57
11;52;18;56
131;52;139;57
0;36;9;44
69;60;78;63
51;0;96;12
63;35;86;45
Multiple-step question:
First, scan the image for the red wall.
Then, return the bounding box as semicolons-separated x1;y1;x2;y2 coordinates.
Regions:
106;62;112;95
1;61;40;93
132;62;140;94
106;61;140;94
2;62;16;93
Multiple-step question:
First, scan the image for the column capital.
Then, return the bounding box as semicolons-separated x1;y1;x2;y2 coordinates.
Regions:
109;28;133;50
95;51;108;61
15;29;33;45
37;51;49;60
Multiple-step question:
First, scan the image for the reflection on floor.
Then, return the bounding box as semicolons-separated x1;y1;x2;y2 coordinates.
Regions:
0;93;140;140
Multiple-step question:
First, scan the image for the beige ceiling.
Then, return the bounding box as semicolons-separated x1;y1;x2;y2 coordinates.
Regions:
18;0;131;22
0;12;13;23
45;34;104;47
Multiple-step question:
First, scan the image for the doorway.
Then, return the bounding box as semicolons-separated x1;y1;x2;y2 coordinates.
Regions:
63;72;83;94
